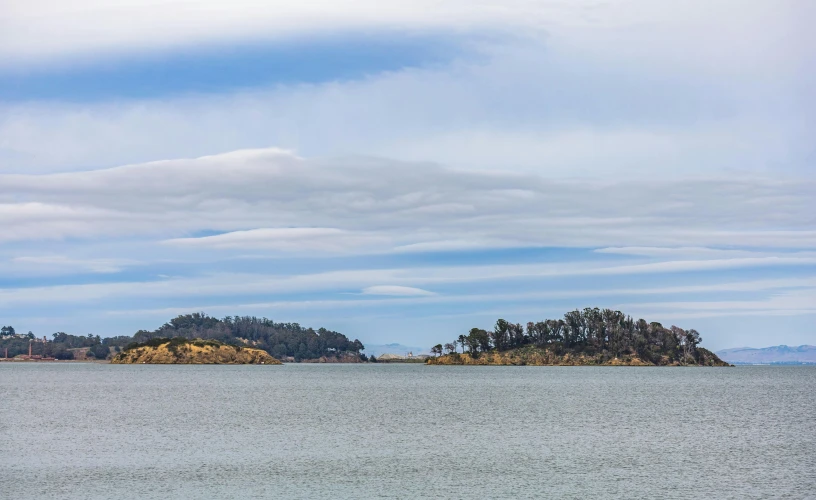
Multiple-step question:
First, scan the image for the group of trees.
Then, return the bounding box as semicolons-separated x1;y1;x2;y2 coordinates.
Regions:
1;314;363;362
432;307;705;364
0;329;111;360
129;313;364;361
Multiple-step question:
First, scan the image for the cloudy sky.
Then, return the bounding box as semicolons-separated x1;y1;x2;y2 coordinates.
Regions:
1;0;814;350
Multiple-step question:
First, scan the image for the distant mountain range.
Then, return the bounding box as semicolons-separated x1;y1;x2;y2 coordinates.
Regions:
716;345;816;365
363;343;428;357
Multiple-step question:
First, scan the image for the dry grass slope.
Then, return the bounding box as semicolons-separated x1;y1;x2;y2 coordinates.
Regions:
111;341;281;364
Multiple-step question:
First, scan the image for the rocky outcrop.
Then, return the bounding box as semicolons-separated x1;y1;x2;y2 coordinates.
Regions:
426;346;730;366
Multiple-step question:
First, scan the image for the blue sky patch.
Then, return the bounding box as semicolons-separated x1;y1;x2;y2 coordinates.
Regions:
1;32;468;102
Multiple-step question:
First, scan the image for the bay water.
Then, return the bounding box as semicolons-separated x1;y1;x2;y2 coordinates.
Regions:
1;363;814;499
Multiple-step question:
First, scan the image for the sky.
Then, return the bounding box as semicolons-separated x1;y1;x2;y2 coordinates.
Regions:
1;0;814;351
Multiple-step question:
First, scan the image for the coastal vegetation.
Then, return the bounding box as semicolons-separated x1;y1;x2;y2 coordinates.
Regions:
1;329;110;360
129;313;364;361
428;308;729;366
111;337;281;364
2;313;364;362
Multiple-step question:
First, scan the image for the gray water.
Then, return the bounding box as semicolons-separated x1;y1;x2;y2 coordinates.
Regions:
1;364;814;499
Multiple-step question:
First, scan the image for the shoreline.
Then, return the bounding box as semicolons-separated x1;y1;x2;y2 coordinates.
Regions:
426;349;731;367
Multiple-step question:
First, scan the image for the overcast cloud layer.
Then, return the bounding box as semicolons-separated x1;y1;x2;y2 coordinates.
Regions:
1;0;814;350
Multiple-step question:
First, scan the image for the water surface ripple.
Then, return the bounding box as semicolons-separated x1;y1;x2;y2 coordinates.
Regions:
1;364;814;499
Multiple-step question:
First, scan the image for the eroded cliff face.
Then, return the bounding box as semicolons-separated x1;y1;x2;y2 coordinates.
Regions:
426;347;729;366
111;342;281;364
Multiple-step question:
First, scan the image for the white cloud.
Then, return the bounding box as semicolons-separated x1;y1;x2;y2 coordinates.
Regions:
1;148;814;252
78;276;816;334
0;0;539;63
594;247;816;260
377;124;799;177
2;0;810;79
165;227;387;253
9;255;136;274
2;65;809;177
1;1;812;178
2;258;815;307
617;288;816;320
361;285;435;296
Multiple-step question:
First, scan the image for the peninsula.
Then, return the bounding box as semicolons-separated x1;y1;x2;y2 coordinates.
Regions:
111;338;281;364
427;307;730;366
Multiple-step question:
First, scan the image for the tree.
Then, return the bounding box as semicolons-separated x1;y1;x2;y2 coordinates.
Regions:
563;310;584;347
351;340;365;353
508;323;525;347
580;307;604;348
468;328;491;352
680;328;702;364
0;326;15;337
529;322;552;346
465;334;481;354
431;344;443;357
54;349;74;360
443;343;456;354
491;319;509;350
687;329;701;348
88;344;110;360
547;319;565;344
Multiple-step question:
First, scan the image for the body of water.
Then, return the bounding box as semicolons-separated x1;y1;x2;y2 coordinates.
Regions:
1;364;814;499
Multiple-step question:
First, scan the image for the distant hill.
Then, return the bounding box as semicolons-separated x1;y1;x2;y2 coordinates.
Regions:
716;345;816;365
363;343;428;357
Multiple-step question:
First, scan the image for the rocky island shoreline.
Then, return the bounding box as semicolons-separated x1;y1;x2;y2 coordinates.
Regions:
427;346;729;366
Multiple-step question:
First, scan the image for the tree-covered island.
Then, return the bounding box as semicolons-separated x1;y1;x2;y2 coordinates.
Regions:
127;313;365;362
427;307;730;366
2;313;365;363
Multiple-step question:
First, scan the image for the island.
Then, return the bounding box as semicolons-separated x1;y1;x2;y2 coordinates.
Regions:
3;313;365;363
427;307;730;366
110;338;282;364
